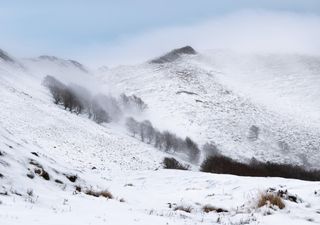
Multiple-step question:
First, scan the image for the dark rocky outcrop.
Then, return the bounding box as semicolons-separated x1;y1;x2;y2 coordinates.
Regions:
150;46;197;64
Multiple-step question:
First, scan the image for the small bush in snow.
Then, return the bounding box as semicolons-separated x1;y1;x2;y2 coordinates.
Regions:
85;189;113;199
163;157;190;170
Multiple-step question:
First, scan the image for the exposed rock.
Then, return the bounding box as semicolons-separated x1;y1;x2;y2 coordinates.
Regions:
150;46;197;64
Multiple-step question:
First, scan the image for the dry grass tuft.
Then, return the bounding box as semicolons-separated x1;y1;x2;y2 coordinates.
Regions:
258;193;285;209
85;189;113;199
174;205;193;213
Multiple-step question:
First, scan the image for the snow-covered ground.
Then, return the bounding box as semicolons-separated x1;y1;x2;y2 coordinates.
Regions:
1;48;320;225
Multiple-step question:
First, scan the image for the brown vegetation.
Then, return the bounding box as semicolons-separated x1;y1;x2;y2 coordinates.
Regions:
200;155;320;181
85;189;113;199
258;193;285;209
163;157;190;170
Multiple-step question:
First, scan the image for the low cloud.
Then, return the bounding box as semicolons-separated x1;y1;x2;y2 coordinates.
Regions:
78;10;320;67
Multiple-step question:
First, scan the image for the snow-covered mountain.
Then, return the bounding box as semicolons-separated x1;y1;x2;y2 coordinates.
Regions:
100;48;320;168
1;47;320;225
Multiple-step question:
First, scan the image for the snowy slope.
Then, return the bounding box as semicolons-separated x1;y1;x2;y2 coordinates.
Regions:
1;48;320;225
99;50;320;168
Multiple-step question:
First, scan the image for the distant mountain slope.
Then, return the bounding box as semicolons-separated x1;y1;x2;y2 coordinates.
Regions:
199;51;320;122
100;49;320;168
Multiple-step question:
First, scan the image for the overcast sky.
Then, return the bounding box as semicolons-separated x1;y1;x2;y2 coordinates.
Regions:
1;0;320;66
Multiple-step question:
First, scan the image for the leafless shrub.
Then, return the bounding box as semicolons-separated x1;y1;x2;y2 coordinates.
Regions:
120;93;147;112
85;189;113;199
140;120;155;143
163;157;190;170
125;117;139;137
163;131;177;152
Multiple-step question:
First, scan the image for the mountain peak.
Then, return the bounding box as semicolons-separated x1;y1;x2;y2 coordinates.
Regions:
171;46;197;55
150;46;197;64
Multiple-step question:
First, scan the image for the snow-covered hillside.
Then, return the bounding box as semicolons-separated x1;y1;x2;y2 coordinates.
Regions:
1;48;320;225
100;49;320;168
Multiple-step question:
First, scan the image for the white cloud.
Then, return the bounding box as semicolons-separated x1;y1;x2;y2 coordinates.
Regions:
78;10;320;67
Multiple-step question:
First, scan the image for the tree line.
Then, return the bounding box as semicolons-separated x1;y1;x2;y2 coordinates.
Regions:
200;154;320;181
125;117;200;163
43;75;147;124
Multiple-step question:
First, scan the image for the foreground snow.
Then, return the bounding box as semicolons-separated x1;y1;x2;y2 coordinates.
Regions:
1;170;320;225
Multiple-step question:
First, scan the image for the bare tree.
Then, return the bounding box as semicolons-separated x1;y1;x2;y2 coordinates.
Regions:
120;93;147;113
163;131;177;152
154;130;164;149
42;75;66;104
125;117;139;137
140;120;155;143
90;96;110;124
203;142;221;158
68;84;91;114
185;137;200;163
